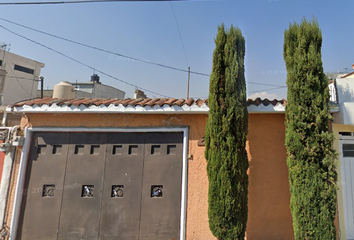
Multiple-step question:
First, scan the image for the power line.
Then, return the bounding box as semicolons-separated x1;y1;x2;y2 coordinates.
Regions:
0;17;209;77
0;18;289;95
247;86;287;94
0;17;289;90
247;81;286;87
170;1;189;67
0;0;184;5
0;24;170;98
6;76;40;81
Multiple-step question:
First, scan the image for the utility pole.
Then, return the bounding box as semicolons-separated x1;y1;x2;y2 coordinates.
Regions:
39;76;44;98
0;44;7;69
187;67;190;99
0;44;7;106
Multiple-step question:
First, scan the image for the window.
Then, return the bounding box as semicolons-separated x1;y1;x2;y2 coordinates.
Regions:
14;64;34;74
343;144;354;157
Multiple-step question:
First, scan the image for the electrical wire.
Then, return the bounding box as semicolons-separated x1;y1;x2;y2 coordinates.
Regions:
0;17;209;77
0;0;184;5
5;75;40;81
170;1;189;67
247;86;287;94
0;17;289;90
247;81;286;87
0;18;288;97
0;24;170;98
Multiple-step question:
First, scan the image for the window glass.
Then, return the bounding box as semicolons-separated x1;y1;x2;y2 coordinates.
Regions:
343;144;354;157
14;64;34;74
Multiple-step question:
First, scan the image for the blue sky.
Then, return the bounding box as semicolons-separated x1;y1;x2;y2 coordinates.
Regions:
0;0;352;99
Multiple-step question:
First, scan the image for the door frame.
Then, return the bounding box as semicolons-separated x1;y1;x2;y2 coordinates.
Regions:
9;126;189;240
339;138;354;240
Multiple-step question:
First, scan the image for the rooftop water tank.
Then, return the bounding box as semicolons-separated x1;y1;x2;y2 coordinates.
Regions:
91;74;100;83
53;81;75;99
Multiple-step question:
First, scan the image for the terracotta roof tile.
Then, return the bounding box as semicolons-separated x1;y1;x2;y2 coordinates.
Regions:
164;98;177;106
184;98;194;106
195;99;207;107
174;98;186;107
120;99;133;107
9;97;288;111
155;98;168;106
136;98;152;107
246;98;286;107
125;98;142;106
110;99;124;106
145;98;160;107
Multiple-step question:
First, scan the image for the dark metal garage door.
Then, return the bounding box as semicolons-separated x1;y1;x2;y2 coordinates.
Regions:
17;131;183;240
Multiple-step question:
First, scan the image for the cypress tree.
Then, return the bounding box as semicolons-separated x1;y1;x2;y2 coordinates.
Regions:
283;18;337;239
205;24;248;240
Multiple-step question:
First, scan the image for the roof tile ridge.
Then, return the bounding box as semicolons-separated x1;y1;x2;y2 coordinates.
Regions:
136;98;152;107
163;98;177;106
174;98;185;106
155;98;171;106
145;98;160;107
93;98;118;106
184;98;195;106
127;98;143;106
120;98;134;107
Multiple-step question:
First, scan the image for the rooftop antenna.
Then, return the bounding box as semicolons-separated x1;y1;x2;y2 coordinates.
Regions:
0;43;7;70
187;67;190;99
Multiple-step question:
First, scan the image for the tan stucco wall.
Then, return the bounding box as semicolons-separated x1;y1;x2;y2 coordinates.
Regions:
247;114;294;240
6;112;293;240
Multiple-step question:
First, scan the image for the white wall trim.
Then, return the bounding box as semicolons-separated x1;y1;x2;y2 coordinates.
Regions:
9;127;188;240
338;138;354;240
7;103;289;114
9;127;32;240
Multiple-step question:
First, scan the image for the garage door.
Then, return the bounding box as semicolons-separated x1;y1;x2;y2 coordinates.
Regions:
17;132;183;240
340;140;354;240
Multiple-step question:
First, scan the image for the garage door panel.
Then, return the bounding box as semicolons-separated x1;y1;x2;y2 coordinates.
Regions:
58;133;107;240
139;132;183;240
99;133;144;240
18;132;70;240
18;131;184;240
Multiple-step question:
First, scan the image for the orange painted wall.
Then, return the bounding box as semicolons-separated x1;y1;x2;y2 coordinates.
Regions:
11;112;293;239
247;114;294;240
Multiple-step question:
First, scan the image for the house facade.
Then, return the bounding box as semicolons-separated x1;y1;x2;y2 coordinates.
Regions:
1;97;294;240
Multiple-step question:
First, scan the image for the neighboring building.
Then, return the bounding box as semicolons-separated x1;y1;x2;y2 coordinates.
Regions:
333;64;354;79
4;97;295;240
134;89;147;99
0;51;44;188
339;71;354;79
332;77;354;240
38;89;54;98
37;74;125;99
0;49;44;106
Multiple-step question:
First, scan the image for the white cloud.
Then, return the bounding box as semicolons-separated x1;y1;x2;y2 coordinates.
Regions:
247;92;280;100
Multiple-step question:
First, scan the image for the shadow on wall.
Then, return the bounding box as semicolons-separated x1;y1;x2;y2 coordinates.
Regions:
336;82;354;103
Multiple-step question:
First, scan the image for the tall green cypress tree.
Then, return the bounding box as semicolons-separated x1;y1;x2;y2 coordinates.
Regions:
205;24;248;240
283;18;337;239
